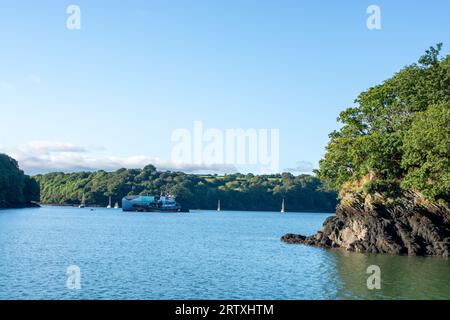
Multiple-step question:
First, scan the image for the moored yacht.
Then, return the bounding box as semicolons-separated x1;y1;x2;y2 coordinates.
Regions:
79;194;86;208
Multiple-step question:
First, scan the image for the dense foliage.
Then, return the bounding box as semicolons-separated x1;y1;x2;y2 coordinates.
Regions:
0;154;40;208
317;44;450;203
34;166;337;212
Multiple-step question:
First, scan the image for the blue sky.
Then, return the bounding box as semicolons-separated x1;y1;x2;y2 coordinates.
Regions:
1;0;449;175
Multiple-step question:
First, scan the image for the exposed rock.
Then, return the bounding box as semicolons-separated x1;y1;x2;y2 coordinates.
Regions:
281;193;450;257
281;234;306;244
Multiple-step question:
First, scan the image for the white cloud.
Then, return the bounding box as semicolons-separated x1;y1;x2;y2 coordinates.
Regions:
284;161;314;174
14;141;87;153
3;141;237;175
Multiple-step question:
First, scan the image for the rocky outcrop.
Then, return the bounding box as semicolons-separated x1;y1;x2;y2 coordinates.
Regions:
282;193;450;257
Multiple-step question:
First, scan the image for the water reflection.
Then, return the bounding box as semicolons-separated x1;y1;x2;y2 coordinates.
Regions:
333;249;450;300
0;207;448;300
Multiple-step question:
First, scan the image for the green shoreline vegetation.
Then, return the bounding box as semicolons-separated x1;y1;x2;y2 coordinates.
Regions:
281;45;449;256
0;154;40;208
316;44;449;205
33;167;337;212
2;45;448;214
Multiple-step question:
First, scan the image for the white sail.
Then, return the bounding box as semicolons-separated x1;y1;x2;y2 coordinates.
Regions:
79;194;85;208
281;198;285;213
217;200;221;212
107;196;112;208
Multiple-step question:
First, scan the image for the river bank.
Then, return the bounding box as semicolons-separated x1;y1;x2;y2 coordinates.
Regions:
282;192;450;257
0;201;40;210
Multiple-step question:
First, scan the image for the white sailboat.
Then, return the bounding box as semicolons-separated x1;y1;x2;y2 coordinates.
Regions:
281;198;285;213
107;196;112;209
217;199;221;212
114;202;119;209
79;194;85;208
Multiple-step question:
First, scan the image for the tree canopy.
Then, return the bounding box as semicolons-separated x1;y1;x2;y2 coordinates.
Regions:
0;154;40;208
34;168;337;212
317;44;450;204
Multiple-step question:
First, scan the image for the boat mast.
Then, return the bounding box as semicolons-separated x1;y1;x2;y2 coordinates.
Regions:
79;193;86;208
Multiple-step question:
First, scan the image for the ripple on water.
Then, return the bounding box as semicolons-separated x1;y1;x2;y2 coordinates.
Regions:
0;207;448;300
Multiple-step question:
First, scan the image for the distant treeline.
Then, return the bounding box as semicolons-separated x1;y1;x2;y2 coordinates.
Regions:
0;154;40;208
34;165;337;212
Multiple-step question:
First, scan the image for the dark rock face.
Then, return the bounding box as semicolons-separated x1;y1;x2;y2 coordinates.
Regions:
281;195;450;257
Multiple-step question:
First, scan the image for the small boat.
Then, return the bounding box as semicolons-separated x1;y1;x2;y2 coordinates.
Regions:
78;194;85;208
114;202;119;209
281;198;285;213
107;196;112;209
122;195;188;212
217;199;221;212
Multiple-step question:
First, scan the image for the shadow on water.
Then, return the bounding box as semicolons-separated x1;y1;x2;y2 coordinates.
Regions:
331;249;450;300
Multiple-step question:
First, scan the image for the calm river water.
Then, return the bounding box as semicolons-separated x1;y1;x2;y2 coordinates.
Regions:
0;206;448;299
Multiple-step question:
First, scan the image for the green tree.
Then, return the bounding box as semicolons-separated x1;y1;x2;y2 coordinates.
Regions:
0;154;40;207
317;44;450;203
35;168;337;212
401;103;450;201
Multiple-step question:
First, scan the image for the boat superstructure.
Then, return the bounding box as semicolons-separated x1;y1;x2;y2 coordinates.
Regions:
122;195;187;212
